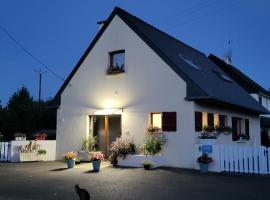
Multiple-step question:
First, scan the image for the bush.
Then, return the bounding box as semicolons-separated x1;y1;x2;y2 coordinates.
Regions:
142;132;167;156
82;134;97;152
109;137;136;165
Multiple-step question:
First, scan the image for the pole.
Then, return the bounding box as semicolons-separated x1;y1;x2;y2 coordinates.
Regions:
34;69;47;103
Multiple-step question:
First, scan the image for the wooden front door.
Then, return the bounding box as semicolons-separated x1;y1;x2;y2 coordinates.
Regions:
93;115;121;157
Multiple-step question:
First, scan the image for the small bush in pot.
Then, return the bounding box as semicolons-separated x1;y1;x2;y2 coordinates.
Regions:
197;153;213;173
64;151;77;169
91;152;104;172
142;160;153;170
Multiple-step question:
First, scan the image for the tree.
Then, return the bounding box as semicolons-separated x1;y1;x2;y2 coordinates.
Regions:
0;86;56;140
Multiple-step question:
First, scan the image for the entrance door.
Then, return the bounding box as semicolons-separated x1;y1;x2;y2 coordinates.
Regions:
93;115;121;157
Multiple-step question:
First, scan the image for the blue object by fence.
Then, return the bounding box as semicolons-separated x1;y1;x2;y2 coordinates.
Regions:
202;145;212;153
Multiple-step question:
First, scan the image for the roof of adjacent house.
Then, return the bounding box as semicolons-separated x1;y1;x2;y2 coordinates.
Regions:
52;7;269;114
208;54;270;98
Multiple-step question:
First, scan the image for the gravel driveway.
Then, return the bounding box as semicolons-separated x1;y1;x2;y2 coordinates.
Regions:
0;161;269;200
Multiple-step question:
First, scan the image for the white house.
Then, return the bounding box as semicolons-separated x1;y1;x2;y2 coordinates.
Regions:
53;7;268;168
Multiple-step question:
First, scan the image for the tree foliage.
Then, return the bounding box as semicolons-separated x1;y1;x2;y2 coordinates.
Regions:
0;87;56;140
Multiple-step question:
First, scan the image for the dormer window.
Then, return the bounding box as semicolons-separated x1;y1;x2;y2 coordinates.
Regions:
179;54;202;71
107;50;125;75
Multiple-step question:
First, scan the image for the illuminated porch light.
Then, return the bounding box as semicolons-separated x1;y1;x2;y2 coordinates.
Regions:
93;108;123;115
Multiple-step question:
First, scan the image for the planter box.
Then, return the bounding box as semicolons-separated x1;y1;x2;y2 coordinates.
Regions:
15;137;26;141
118;155;163;168
77;151;97;161
20;152;38;162
37;154;45;161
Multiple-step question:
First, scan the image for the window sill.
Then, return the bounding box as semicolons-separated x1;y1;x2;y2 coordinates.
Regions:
106;72;125;76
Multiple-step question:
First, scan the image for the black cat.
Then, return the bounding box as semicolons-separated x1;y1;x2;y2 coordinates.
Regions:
75;184;90;200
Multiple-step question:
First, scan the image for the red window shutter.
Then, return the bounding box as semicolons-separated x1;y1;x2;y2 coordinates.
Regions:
232;117;238;141
195;112;202;132
162;112;177;131
245;119;250;140
207;113;214;127
219;115;226;127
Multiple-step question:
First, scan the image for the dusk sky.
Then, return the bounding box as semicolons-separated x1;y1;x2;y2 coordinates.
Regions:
0;0;269;105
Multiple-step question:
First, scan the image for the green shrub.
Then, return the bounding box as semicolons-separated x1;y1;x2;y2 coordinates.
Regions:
142;132;167;156
82;134;97;152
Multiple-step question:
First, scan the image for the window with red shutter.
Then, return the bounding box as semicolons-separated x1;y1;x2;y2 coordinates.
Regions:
207;113;214;127
232;117;238;141
245;119;250;140
162;112;177;131
195;112;202;132
219;115;226;127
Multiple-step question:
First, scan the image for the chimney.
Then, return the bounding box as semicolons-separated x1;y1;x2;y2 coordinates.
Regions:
224;51;232;64
224;40;232;64
97;20;106;29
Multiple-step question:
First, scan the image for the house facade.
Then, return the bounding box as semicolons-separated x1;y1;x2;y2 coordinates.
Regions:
53;7;268;168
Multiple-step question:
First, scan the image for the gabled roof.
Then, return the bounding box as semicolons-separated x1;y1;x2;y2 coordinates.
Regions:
209;54;270;97
52;7;269;114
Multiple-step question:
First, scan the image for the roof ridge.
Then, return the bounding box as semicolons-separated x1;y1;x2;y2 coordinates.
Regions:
209;54;270;97
114;7;205;56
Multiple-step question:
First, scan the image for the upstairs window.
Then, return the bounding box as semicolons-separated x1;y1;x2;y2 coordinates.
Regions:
150;112;177;132
259;96;262;104
107;50;125;75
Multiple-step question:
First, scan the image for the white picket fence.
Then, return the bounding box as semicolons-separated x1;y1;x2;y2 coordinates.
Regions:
220;145;270;174
0;142;10;162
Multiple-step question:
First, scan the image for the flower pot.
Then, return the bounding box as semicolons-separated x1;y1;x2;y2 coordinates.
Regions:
199;163;209;173
143;164;151;170
92;160;101;172
66;159;75;168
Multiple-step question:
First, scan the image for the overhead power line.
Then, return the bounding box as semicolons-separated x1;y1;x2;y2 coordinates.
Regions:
157;0;215;27
0;24;65;81
165;0;244;32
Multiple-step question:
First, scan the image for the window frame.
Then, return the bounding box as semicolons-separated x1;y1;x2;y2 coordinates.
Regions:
149;112;177;132
107;50;125;75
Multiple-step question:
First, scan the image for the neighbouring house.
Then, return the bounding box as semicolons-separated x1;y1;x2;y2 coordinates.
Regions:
52;7;268;168
209;55;270;146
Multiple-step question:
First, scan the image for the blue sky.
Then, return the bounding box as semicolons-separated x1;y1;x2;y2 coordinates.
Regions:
0;0;269;105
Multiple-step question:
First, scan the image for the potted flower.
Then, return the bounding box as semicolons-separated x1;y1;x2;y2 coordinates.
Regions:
35;132;47;140
14;133;26;141
37;149;47;161
64;151;77;168
78;134;97;161
91;152;104;172
197;153;213;173
142;160;153;170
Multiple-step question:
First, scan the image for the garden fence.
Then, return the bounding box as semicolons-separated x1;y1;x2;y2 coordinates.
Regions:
219;145;270;174
0;142;10;162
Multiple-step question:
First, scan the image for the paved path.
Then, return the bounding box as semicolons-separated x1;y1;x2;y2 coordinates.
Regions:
0;161;270;200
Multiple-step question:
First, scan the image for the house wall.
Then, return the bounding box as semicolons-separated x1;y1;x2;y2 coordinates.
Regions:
56;15;197;168
251;93;270;116
194;103;261;146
